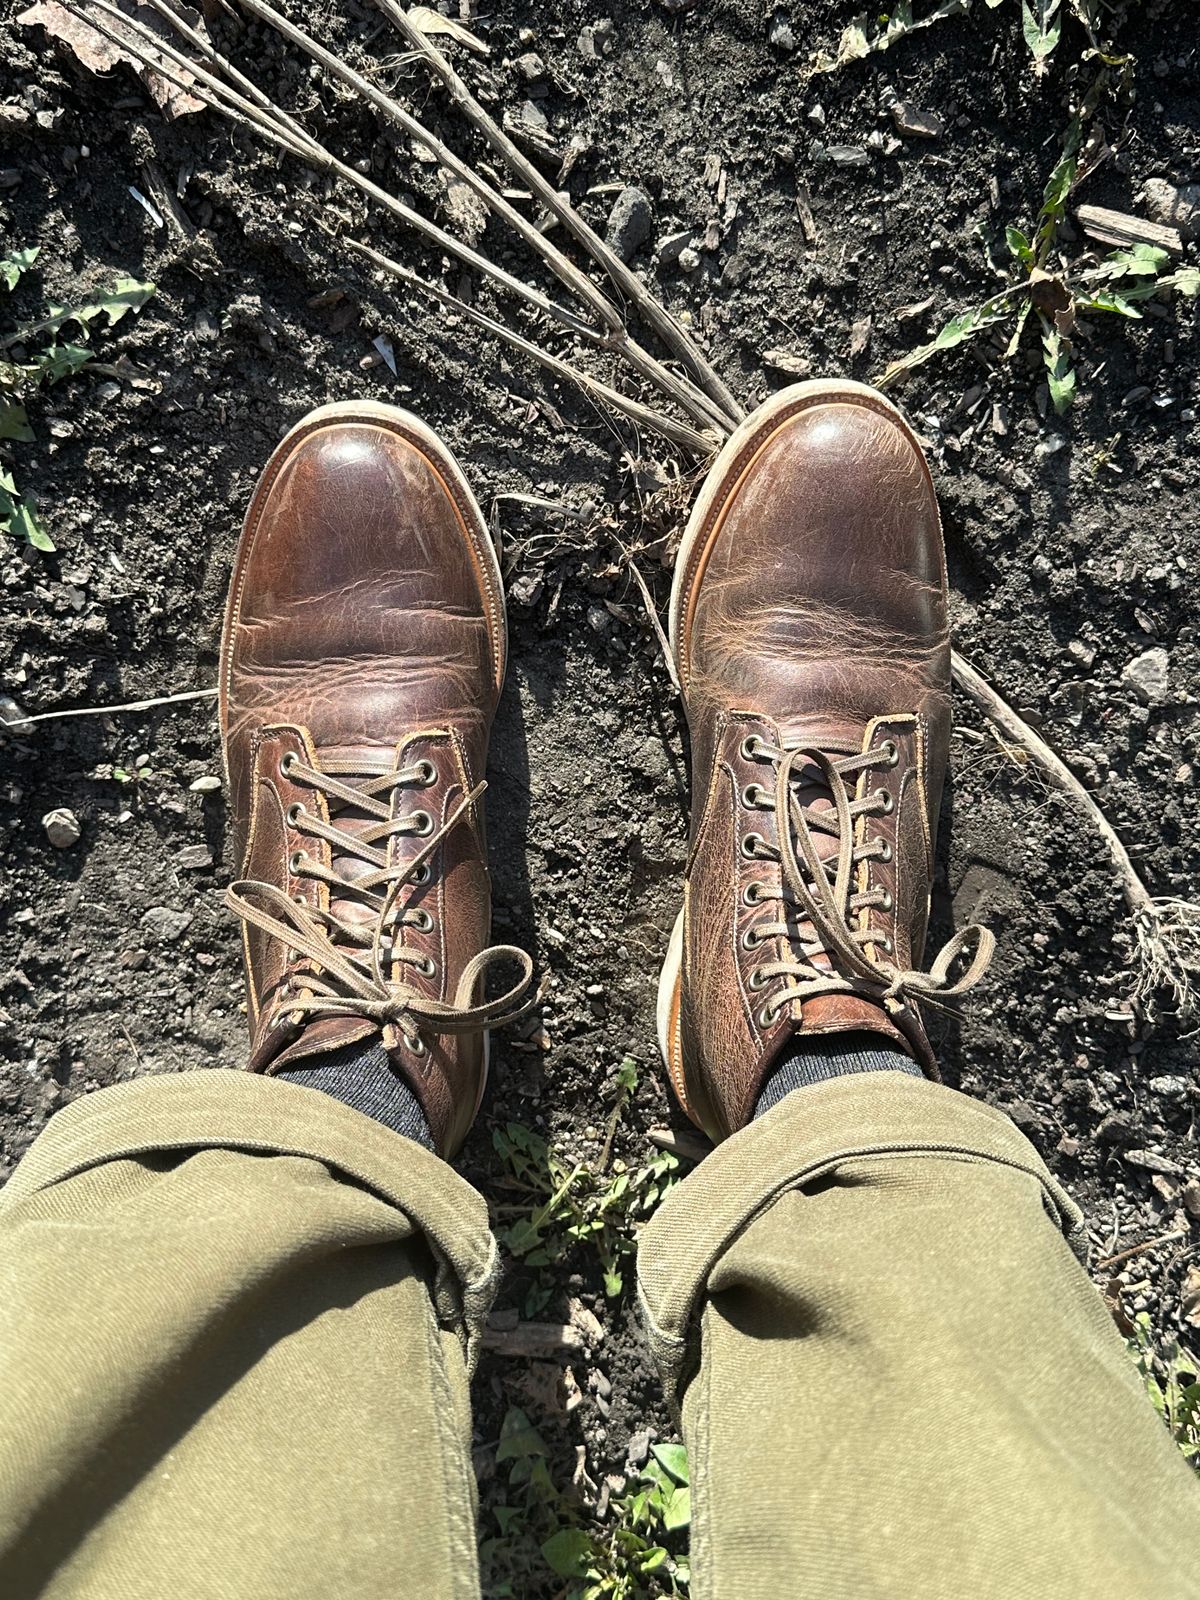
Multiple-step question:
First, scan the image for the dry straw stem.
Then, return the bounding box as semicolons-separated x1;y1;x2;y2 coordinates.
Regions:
68;2;604;341
953;653;1200;1020
368;0;745;427
6;687;218;729
74;0;722;447
342;237;715;455
234;0;730;436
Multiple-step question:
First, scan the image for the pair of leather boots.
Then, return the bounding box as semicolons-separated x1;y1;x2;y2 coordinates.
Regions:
220;383;990;1158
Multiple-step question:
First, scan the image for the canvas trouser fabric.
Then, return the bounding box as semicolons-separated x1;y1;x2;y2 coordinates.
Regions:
0;1069;1197;1600
637;1071;1200;1600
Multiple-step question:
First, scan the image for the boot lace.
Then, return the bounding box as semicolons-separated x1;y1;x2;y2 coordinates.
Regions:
739;736;992;1028
225;751;533;1055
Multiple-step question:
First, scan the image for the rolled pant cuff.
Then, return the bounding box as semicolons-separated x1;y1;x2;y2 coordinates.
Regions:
636;1073;1085;1407
4;1068;499;1371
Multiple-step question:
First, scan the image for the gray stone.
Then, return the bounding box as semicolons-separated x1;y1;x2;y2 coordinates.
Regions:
177;844;214;871
1143;177;1200;241
1149;1075;1191;1100
42;807;80;848
1121;646;1170;705
0;694;30;734
768;14;795;51
656;228;694;267
605;186;654;262
141;906;194;943
828;145;869;168
891;101;945;140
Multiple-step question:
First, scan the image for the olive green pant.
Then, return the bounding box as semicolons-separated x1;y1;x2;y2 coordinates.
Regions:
0;1069;1196;1598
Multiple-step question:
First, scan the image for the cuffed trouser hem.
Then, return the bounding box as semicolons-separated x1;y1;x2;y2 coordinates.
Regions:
4;1067;499;1368
0;1069;496;1600
637;1072;1083;1404
637;1072;1200;1600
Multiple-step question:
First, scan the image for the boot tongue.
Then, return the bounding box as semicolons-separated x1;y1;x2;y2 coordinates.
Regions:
767;719;866;975
314;744;398;934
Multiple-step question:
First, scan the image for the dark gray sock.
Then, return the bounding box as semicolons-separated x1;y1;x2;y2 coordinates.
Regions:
277;1039;436;1150
753;1032;924;1119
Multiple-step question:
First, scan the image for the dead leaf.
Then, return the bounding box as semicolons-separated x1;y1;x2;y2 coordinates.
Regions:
18;1;210;120
849;316;872;358
407;5;490;56
763;348;812;378
1027;268;1072;317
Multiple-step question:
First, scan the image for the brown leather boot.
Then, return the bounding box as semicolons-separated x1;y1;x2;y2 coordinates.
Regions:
220;401;531;1156
657;381;992;1142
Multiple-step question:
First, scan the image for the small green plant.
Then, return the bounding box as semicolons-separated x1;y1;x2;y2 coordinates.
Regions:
812;0;1108;77
481;1411;690;1600
877;110;1199;410
494;1119;679;1304
493;1061;679;1306
480;1408;575;1598
0;246;154;550
1127;1313;1200;1464
543;1444;691;1599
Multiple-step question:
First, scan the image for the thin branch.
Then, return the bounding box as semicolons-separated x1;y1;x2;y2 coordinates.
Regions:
370;0;746;427
137;0;313;146
8;687;218;729
1096;1230;1188;1272
953;652;1199;1018
67;0;599;345
233;0;728;439
951;651;1150;916
342;237;716;455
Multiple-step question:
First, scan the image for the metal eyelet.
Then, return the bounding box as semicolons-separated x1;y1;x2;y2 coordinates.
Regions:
741;832;765;859
880;889;894;913
741;927;761;951
405;1035;427;1058
286;802;304;826
412;862;432;885
757;1004;778;1029
415;955;436;978
279;752;296;776
742;784;763;808
740;735;762;761
879;739;900;768
416;760;437;787
410;810;434;837
747;968;767;992
742;880;764;907
876;934;893;955
874;788;895;815
411;908;433;933
288;850;307;874
878;840;893;864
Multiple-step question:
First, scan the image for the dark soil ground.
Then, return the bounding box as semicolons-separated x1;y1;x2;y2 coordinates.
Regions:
1;0;1197;1592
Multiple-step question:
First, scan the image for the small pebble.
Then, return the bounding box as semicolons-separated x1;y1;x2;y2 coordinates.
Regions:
1121;646;1170;706
42;807;81;848
605;186;654;263
190;775;222;794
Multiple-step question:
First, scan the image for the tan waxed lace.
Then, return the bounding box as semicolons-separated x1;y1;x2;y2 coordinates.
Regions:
225;752;533;1055
739;736;993;1028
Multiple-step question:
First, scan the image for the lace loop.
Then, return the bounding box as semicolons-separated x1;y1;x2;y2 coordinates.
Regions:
227;756;533;1051
742;739;993;1019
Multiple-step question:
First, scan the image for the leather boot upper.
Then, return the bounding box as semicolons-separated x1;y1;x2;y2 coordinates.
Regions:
219;406;530;1156
667;385;991;1140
